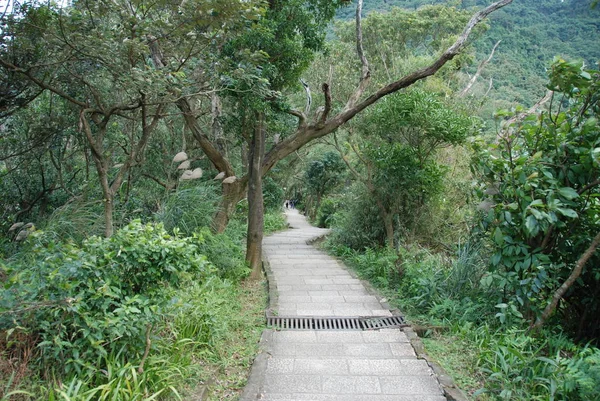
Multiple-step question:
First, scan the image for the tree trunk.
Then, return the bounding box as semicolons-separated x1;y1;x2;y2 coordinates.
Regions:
96;162;114;238
375;199;394;248
246;112;266;280
213;178;248;233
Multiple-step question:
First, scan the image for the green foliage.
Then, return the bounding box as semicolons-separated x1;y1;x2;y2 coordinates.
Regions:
262;176;285;211
329;90;474;249
155;184;220;236
303;151;346;219
223;0;349;92
264;210;288;234
336;0;600;111
327;184;387;250
315;197;341;228
0;221;212;375
334;4;480;91
471;59;600;333
476;329;600;400
194;227;249;280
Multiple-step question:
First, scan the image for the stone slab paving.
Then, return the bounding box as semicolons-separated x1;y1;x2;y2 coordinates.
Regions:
240;209;446;401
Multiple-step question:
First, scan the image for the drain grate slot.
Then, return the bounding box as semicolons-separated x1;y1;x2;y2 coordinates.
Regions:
267;315;407;331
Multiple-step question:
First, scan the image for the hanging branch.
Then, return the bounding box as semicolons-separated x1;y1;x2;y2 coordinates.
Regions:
484;77;494;98
530;231;600;331
459;40;501;97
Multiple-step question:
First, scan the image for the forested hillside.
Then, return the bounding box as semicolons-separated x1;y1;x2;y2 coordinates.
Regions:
337;0;600;112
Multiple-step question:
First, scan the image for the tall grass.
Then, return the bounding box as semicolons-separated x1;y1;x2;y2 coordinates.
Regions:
155;184;219;236
40;200;105;243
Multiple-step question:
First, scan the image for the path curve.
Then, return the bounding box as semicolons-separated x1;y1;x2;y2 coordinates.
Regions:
241;209;446;401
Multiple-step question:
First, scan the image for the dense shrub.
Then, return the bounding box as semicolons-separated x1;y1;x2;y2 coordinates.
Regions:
315;197;340;228
471;59;600;335
0;221;213;375
194;227;248;280
328;185;387;250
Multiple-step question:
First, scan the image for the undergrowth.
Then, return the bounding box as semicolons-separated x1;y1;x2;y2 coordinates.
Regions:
0;207;282;400
324;239;600;400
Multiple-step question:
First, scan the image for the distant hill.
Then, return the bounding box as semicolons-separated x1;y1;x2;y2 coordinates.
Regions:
335;0;600;113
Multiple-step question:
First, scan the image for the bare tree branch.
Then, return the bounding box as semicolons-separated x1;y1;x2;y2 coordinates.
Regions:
300;78;312;115
287;109;307;129
142;173;175;190
344;0;371;110
318;83;332;126
503;89;554;128
531;231;600;330
459;40;501;97
484;77;494;98
262;0;513;175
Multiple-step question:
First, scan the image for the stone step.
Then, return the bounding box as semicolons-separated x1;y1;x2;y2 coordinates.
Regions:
259;394;447;401
265;358;434;376
263;374;443;395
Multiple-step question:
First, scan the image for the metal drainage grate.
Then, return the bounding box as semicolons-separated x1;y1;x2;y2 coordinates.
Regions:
267;315;406;331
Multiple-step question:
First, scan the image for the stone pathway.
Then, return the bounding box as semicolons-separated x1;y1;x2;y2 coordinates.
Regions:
240;209;446;401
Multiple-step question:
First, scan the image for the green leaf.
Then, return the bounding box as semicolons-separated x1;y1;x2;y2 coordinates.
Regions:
557;187;579;200
525;215;538;235
557;208;578;218
493;227;504;245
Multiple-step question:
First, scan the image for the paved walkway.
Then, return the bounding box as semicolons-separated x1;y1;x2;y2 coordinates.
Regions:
241;209;446;401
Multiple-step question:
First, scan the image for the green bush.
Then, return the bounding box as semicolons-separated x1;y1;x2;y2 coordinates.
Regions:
328;185;387;250
471;59;600;331
0;221;213;375
475;327;600;400
264;210;287;234
315;197;340;228
194;227;248;280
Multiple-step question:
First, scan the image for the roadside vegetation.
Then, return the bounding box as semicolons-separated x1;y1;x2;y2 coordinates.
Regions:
0;180;285;399
309;59;600;400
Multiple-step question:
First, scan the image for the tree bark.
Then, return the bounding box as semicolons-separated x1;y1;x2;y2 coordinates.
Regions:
213;177;248;233
530;231;600;331
246;112;266;280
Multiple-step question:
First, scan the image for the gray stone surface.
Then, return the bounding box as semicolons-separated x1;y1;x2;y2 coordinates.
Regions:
240;209;445;401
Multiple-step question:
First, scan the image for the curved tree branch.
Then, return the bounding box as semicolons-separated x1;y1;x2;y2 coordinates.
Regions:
531;231;600;331
262;0;513;175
